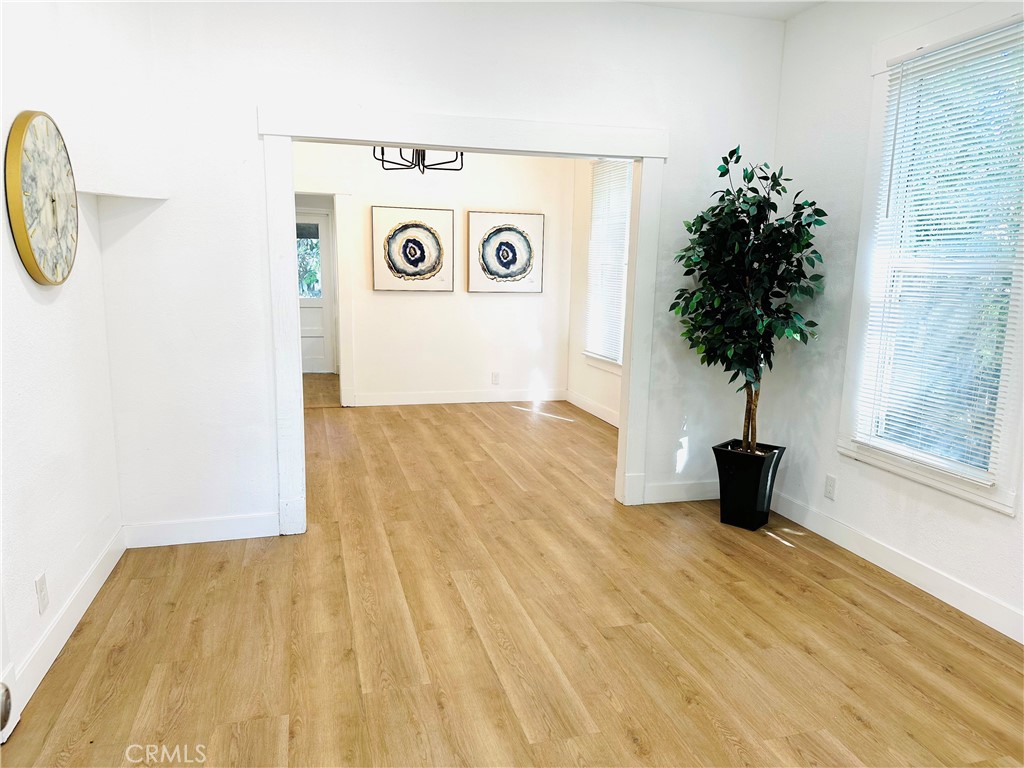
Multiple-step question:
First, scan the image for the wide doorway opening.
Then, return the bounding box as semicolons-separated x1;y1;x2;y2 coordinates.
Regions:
292;143;632;426
260;112;667;535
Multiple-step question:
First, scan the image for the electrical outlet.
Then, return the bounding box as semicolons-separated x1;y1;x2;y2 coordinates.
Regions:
824;474;837;501
35;573;49;614
491;372;500;385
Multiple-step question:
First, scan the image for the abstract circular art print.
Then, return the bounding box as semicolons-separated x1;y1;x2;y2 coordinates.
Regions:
384;221;444;280
479;224;533;282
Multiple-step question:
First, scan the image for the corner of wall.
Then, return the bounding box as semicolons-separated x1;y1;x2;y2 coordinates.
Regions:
774;492;1024;642
9;527;125;734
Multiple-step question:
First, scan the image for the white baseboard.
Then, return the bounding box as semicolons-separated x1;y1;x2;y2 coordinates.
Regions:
773;492;1024;643
565;390;619;427
346;388;567;407
9;527;125;739
122;512;280;548
340;386;355;407
616;472;647;505
643;479;720;504
279;497;306;535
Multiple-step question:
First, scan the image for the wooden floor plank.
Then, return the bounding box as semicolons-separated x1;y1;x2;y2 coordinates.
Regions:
206;714;289;768
336;474;430;694
451;568;599;745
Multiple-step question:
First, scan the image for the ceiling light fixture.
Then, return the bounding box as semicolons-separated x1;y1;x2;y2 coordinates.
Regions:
372;146;464;174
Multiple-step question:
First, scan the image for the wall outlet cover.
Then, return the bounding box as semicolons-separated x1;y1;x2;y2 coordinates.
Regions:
824;474;837;501
34;573;49;614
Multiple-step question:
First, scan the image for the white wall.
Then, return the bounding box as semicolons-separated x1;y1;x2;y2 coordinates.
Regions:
293;143;575;405
0;1;786;538
764;2;1023;639
567;159;623;426
1;191;124;730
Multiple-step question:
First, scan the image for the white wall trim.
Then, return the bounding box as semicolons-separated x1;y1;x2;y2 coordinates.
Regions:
263;115;667;527
837;438;1017;516
644;480;720;504
332;194;357;407
263;135;307;535
122;513;280;549
566;390;619;427
773;492;1024;642
583;352;623;376
872;6;1022;73
9;528;125;735
621;473;647;504
615;158;663;505
258;105;669;160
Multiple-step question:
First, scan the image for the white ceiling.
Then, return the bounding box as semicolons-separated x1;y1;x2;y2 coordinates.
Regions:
647;2;821;21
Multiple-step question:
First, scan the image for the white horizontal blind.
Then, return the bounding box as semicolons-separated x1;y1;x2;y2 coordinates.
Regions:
585;159;634;364
857;22;1024;481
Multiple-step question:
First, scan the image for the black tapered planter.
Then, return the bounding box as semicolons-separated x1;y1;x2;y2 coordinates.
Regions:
712;440;785;531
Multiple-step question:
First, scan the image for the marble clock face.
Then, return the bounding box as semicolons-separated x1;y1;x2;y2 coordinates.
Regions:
6;112;78;285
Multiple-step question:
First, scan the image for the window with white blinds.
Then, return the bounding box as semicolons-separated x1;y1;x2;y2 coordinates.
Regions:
854;22;1023;484
585;159;634;364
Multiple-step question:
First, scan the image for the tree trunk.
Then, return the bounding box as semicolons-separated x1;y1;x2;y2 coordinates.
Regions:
750;385;760;452
742;383;753;451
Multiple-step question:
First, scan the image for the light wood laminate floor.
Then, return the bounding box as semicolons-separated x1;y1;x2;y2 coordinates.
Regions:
3;401;1022;767
302;373;341;409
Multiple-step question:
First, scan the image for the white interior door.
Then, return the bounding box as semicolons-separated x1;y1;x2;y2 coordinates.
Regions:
296;211;337;373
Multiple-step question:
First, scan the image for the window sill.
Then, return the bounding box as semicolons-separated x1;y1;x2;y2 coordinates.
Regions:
583;352;623;375
836;436;1016;517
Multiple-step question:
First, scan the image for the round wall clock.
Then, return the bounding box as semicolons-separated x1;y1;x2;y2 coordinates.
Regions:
5;111;78;285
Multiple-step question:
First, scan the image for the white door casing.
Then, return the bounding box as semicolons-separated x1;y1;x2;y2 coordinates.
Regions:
296;210;336;374
261;109;668;536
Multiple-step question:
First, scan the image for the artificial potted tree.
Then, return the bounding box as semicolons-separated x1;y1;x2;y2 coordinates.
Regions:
670;147;826;530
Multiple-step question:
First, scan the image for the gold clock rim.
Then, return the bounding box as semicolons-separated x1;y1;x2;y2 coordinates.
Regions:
4;110;79;286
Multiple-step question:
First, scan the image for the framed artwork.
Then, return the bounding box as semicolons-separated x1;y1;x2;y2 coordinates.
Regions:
467;211;544;293
371;206;454;291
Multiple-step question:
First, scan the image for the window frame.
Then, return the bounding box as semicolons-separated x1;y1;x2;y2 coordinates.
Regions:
583;158;634;366
837;8;1023;517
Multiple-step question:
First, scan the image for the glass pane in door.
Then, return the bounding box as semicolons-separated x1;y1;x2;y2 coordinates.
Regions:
296;222;322;298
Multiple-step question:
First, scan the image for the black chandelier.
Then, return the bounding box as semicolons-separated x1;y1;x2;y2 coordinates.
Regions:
372;146;464;174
